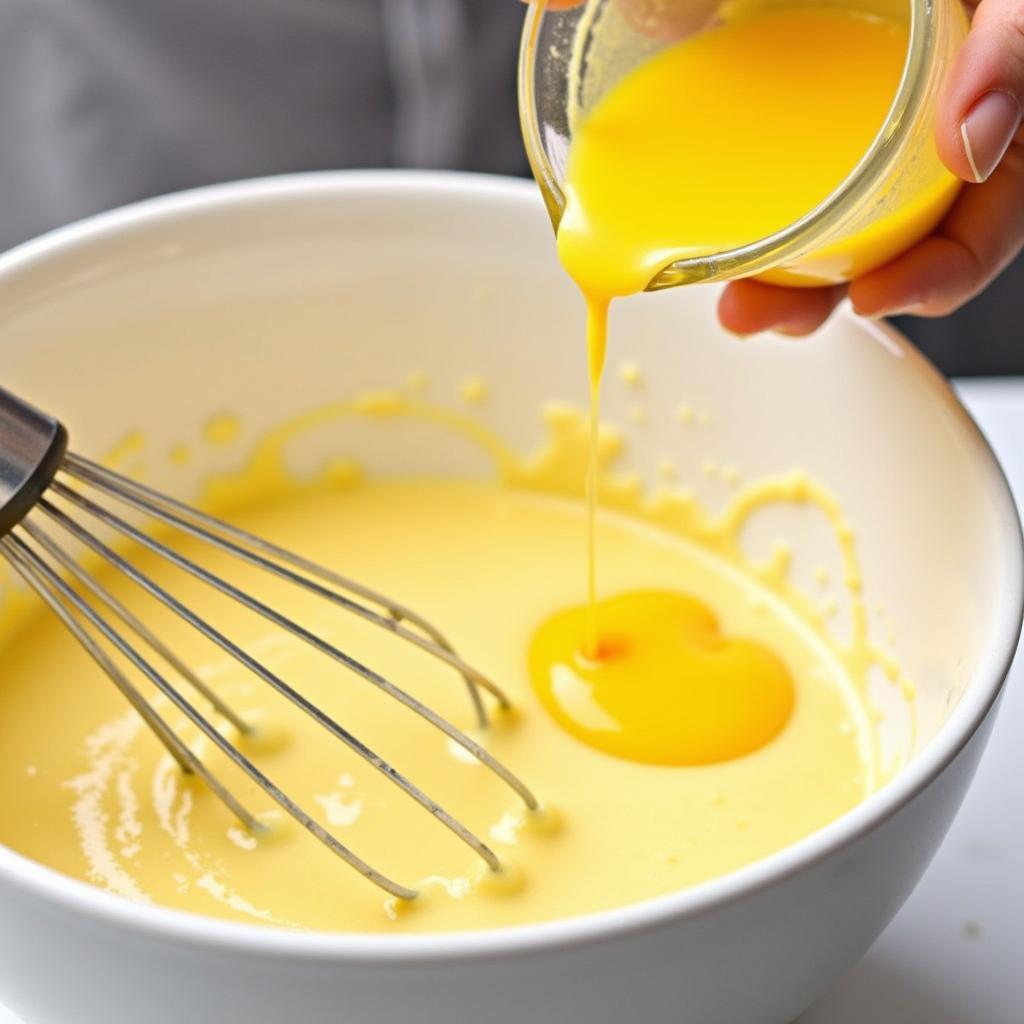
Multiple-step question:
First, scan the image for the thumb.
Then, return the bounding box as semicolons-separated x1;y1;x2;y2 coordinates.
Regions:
936;0;1024;182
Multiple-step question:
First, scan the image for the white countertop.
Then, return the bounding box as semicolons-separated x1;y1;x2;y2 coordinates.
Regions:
802;379;1024;1024
798;380;1024;1024
2;379;1022;1024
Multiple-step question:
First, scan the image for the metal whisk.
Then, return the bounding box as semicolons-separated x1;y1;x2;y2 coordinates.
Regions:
0;385;538;899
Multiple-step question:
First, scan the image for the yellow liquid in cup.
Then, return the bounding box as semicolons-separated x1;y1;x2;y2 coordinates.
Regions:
557;4;961;294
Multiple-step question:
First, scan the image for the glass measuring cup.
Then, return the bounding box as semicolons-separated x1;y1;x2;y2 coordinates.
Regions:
519;0;969;288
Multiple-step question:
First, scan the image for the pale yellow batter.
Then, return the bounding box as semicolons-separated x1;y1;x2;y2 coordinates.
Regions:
0;398;886;933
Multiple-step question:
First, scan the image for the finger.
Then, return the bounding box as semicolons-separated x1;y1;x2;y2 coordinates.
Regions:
935;0;1024;181
718;279;847;337
850;137;1024;315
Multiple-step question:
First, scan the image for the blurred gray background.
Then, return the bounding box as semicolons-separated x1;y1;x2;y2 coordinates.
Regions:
0;0;1017;375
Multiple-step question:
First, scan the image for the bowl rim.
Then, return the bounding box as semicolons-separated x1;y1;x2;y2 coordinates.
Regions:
0;169;1020;965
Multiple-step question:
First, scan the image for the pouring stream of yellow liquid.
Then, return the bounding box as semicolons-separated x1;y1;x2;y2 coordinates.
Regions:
584;293;610;654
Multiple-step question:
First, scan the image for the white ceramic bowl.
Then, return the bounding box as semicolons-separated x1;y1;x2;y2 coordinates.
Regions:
0;172;1019;1024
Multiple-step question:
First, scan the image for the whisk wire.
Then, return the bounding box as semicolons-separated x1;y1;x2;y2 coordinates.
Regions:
48;480;538;812
0;528;420;900
0;533;261;831
63;454;494;725
0;380;542;898
38;492;509;873
22;518;252;736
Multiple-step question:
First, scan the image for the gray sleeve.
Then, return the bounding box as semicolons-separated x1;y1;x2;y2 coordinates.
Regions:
0;0;526;253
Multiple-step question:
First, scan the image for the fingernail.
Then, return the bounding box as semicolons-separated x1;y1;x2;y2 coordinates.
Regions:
961;91;1021;183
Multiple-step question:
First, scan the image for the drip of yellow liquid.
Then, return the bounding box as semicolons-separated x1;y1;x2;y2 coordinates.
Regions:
536;3;926;765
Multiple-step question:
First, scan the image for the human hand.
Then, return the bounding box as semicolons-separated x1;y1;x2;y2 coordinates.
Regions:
520;0;1024;334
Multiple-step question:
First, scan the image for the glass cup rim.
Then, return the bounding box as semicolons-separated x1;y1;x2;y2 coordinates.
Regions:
518;0;939;288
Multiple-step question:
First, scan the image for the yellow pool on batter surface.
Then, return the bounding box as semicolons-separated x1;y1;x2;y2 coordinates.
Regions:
0;478;870;932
